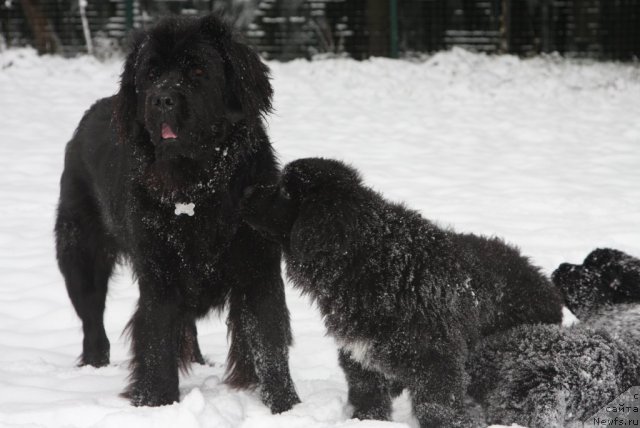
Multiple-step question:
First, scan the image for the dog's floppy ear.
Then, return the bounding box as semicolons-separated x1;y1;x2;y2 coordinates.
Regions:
223;37;273;121
113;31;145;144
200;14;273;123
290;196;364;261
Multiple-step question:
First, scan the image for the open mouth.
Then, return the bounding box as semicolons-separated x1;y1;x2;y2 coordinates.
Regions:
161;123;178;141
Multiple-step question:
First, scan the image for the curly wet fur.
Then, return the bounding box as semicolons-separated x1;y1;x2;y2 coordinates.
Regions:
469;248;640;428
54;14;299;410
240;157;564;428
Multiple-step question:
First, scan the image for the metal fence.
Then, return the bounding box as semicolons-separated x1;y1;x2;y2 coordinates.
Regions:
1;0;639;60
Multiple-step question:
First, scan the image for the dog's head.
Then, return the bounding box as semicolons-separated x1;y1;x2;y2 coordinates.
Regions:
241;158;368;260
114;14;272;161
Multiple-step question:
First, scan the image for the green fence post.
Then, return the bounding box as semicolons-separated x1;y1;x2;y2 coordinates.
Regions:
501;0;510;53
125;0;134;31
389;0;399;58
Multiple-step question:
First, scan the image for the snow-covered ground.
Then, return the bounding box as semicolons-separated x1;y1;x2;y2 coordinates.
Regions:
0;47;639;428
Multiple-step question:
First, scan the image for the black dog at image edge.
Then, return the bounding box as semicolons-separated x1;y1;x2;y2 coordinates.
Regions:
469;248;640;427
240;157;564;428
54;15;300;411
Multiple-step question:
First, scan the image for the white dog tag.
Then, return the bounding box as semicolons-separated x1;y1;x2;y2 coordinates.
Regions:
175;202;195;217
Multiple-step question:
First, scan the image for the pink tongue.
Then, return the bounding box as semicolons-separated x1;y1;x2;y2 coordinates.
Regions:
162;123;177;139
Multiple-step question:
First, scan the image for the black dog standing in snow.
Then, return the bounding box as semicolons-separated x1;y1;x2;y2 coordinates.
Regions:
240;158;564;427
54;15;300;411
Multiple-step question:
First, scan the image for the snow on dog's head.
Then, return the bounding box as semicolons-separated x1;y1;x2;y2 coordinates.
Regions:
114;15;272;156
112;14;272;199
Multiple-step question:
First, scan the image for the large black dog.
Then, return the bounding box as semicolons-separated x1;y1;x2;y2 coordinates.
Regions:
240;158;564;427
55;15;299;411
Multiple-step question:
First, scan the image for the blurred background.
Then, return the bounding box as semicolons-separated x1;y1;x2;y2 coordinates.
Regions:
1;0;639;60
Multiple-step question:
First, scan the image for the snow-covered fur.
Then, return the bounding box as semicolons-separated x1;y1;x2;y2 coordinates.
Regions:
468;249;640;428
240;157;564;428
54;15;299;411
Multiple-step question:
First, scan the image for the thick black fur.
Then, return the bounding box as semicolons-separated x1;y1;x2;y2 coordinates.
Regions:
469;248;640;428
54;14;299;411
553;247;640;319
240;157;564;427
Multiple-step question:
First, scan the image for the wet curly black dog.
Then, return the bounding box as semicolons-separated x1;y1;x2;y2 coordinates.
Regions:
469;248;640;428
240;157;564;427
55;15;299;411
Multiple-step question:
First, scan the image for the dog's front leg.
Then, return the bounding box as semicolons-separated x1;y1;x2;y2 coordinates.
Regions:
225;227;300;413
123;282;182;407
338;348;392;421
226;272;300;413
408;350;471;428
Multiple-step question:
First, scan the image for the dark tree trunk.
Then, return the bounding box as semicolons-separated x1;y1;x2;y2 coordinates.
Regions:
20;0;60;54
367;0;389;56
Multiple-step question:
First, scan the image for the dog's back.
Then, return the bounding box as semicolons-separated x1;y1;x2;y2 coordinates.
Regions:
60;96;129;242
450;232;564;335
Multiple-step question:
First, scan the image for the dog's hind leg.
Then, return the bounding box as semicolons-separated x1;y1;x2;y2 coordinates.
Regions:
55;171;116;367
178;318;205;366
224;305;259;388
187;320;205;365
338;349;392;421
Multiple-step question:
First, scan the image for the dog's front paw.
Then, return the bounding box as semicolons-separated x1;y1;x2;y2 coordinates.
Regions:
79;351;110;368
414;402;471;428
121;384;179;407
352;405;391;421
263;387;301;414
80;333;110;367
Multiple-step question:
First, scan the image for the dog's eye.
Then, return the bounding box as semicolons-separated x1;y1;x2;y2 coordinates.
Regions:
192;67;205;77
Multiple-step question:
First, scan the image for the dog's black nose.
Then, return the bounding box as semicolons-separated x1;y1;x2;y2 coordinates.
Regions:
153;93;175;110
